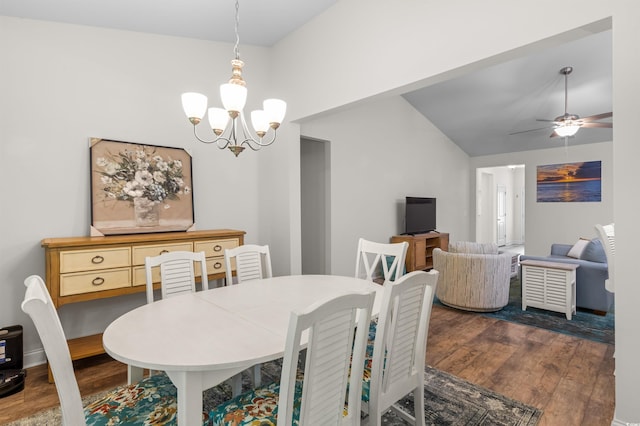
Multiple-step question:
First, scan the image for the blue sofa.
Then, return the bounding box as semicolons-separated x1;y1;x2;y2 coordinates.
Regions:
519;238;614;313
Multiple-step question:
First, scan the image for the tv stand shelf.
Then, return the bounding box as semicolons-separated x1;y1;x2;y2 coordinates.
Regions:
391;232;449;272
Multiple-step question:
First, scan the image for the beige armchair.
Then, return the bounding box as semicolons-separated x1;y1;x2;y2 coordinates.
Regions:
433;242;512;312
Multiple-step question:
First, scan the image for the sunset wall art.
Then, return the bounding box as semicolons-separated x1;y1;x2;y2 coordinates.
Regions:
536;161;602;202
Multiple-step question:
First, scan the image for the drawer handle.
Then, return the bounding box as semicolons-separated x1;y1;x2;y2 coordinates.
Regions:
213;244;222;252
214;262;222;270
91;255;105;264
160;249;170;255
92;277;105;286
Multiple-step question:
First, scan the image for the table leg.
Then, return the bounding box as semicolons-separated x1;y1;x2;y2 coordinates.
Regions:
167;371;204;426
128;365;145;384
166;368;246;424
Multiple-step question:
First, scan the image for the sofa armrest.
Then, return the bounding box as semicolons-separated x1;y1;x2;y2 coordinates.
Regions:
550;244;572;256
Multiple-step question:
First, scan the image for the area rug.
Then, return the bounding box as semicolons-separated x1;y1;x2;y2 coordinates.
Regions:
8;361;542;425
460;277;614;345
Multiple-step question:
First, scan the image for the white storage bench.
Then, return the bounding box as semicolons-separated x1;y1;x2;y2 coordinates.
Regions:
520;259;579;320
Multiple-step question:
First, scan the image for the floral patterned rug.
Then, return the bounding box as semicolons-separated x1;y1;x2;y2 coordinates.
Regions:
9;361;541;425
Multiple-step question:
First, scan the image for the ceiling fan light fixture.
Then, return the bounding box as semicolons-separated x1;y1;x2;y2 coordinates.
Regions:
554;124;580;137
510;65;612;141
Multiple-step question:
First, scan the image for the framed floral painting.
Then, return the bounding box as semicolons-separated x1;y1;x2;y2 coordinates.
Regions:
90;138;195;235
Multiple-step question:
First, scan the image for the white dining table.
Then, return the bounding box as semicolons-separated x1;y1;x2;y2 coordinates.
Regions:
102;274;383;426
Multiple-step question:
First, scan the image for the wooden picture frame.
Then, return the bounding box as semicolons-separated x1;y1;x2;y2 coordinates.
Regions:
90;138;195;235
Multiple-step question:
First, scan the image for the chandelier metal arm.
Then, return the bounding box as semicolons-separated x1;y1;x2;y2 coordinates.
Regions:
190;115;278;152
238;132;277;151
237;112;277;148
191;124;238;151
191;124;221;145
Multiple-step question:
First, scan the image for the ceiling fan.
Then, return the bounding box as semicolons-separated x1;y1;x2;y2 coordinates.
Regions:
511;66;613;138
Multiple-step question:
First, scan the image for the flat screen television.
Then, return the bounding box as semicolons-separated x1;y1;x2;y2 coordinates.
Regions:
404;197;436;235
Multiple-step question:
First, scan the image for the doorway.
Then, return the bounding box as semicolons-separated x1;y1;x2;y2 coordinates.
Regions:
497;185;507;246
300;137;331;274
475;165;525;248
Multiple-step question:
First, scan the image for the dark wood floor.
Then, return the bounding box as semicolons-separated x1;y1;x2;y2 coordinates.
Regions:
0;304;615;425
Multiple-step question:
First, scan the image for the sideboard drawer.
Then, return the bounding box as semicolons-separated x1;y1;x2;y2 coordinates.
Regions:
60;247;131;273
195;257;229;277
195;238;239;257
60;268;132;296
132;265;159;287
132;242;193;265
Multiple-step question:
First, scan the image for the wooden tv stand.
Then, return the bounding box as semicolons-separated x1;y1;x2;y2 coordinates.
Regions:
391;232;449;272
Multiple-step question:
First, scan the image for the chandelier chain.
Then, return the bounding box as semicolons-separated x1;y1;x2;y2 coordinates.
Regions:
233;0;241;60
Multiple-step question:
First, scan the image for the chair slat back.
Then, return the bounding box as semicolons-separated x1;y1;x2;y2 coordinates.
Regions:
368;270;438;426
595;223;615;292
278;291;375;426
21;275;87;426
355;238;408;284
145;251;207;304
224;244;272;284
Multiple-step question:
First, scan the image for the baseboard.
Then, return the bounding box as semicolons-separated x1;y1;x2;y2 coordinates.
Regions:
22;348;46;369
611;418;640;426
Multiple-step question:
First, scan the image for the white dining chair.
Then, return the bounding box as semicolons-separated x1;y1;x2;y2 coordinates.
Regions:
134;250;209;383
361;269;439;426
144;250;208;304
224;244;272;285
356;238;409;284
21;275;208;425
224;244;272;390
209;290;376;425
595;223;615;293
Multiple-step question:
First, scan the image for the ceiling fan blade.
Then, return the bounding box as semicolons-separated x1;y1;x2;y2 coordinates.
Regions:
550;131;559;138
581;122;613;128
509;125;552;136
536;119;555;122
581;111;613;122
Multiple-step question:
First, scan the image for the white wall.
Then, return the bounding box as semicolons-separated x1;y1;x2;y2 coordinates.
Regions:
471;142;613;256
272;0;613;122
0;17;272;363
300;95;470;277
611;3;640;422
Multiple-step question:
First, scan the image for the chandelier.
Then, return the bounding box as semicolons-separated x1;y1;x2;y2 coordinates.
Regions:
181;0;286;157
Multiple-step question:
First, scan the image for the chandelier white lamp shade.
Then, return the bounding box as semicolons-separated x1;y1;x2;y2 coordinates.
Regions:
180;1;286;157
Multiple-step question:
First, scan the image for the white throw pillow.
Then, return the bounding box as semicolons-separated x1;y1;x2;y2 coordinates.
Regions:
567;238;590;259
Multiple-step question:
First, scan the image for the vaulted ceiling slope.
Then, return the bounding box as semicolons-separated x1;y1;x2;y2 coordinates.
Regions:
403;30;612;157
0;0;337;46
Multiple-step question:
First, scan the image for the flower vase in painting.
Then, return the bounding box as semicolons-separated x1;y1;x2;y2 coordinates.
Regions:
133;197;160;227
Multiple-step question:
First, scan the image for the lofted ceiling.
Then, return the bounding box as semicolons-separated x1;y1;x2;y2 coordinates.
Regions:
403;30;612;157
0;1;612;157
0;0;338;46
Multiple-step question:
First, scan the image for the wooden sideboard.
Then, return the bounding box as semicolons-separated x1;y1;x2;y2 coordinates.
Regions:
391;232;449;272
41;228;245;380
